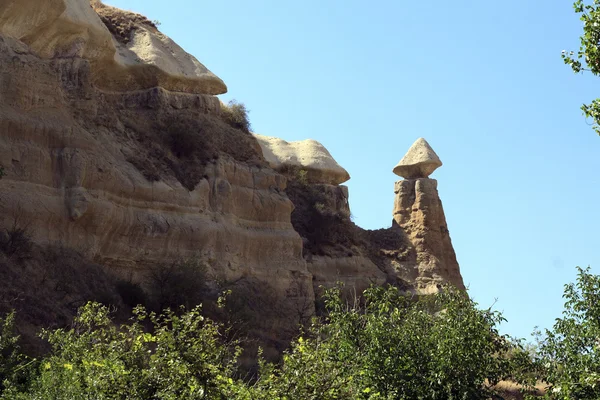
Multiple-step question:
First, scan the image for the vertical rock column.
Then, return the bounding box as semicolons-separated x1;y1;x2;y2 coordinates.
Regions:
392;138;465;291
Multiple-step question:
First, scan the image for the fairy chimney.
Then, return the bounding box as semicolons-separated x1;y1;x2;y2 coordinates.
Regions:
391;138;465;292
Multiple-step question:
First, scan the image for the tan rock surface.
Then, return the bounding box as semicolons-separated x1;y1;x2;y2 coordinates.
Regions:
0;1;466;353
0;0;471;364
254;134;350;185
308;256;387;297
93;1;227;94
0;34;309;335
393;138;442;179
0;0;226;95
391;178;465;292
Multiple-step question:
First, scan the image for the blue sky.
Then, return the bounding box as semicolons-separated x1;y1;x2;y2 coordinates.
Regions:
106;0;600;340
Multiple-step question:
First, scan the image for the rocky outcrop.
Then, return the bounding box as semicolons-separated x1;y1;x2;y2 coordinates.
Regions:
390;176;464;292
393;138;442;179
254;134;350;185
0;0;465;356
264;133;464;295
0;0;226;94
0;31;311;354
308;256;386;298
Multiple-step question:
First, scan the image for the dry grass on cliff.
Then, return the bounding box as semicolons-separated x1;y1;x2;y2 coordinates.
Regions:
92;0;159;44
220;100;252;133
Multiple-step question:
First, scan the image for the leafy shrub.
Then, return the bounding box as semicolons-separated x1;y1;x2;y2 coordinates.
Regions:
0;312;31;394
1;303;243;399
0;284;536;399
220;100;251;133
529;266;600;399
146;259;210;312
249;285;528;400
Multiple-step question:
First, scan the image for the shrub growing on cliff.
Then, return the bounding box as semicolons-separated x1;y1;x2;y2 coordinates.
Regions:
0;215;32;261
220;100;251;133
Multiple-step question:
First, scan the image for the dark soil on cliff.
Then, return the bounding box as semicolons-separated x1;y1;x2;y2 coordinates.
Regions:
283;170;412;286
122;112;264;191
0;239;125;356
284;178;362;257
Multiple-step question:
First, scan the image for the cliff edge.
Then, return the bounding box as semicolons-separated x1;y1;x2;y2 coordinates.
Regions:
0;0;464;356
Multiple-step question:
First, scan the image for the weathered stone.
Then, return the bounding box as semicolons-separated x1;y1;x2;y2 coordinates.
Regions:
308;256;387;297
0;0;466;355
393;138;442;179
0;34;309;344
0;0;226;95
254;134;350;185
391;178;465;292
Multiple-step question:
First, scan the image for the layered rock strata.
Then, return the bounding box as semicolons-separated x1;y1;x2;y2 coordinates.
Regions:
0;0;226;94
253;134;350;185
0;30;312;347
392;179;465;292
0;0;465;353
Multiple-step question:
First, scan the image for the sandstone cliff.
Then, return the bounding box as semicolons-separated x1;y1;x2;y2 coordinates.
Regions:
0;0;464;355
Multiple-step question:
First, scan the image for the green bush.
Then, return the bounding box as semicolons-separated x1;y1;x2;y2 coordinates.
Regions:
1;303;243;399
246;285;527;400
146;259;210;312
529;267;600;399
0;285;533;399
0;312;31;393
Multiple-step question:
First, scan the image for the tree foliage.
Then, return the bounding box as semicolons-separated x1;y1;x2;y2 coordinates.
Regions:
0;286;532;399
1;303;242;400
245;286;527;400
563;0;600;134
529;267;600;399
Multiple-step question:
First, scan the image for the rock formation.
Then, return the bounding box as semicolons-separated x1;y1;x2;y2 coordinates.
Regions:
254;134;350;185
390;140;464;292
0;0;226;94
0;0;464;355
393;137;442;179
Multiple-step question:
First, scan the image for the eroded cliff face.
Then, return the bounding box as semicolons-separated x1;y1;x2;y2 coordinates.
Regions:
391;178;465;293
0;30;311;354
0;0;464;354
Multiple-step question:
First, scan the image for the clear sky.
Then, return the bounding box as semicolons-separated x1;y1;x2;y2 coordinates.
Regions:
105;0;600;340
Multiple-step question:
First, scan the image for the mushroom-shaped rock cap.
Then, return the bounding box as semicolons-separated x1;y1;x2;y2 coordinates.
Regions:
254;134;350;185
393;138;442;179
